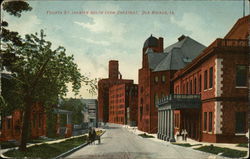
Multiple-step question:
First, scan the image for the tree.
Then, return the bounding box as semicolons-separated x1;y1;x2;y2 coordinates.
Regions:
1;1;97;151
60;98;86;125
1;29;96;151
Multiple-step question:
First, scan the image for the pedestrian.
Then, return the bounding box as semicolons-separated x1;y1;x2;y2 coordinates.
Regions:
183;129;188;141
88;127;93;144
92;128;97;144
181;129;184;141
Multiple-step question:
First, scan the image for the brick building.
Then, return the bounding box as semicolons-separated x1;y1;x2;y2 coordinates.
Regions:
157;15;249;143
98;60;134;123
138;35;205;133
0;104;46;141
109;83;138;126
0;73;47;141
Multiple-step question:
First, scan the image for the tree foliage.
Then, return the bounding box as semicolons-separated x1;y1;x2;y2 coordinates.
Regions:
60;98;86;125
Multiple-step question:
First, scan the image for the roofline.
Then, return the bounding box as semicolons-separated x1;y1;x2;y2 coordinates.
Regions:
224;15;250;39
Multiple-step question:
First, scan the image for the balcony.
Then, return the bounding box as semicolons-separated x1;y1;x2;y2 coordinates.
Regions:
157;94;201;110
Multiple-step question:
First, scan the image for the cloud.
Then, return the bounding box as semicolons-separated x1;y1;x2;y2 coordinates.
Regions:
4;14;41;36
81;37;110;46
170;13;216;45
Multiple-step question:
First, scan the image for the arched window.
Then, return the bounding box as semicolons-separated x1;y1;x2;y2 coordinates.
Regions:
194;78;197;94
162;75;166;82
190;80;192;94
155;76;159;83
154;93;159;106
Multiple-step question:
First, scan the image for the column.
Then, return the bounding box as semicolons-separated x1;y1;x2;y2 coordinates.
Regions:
157;111;160;139
163;111;165;140
169;110;176;142
164;110;167;141
166;110;170;141
160;111;163;139
159;111;162;139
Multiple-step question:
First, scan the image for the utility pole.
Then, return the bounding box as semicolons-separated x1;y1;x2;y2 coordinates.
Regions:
243;0;245;17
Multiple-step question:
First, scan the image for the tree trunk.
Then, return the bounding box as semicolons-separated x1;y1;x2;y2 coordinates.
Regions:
19;96;33;151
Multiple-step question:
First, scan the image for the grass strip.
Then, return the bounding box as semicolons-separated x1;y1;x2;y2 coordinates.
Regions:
3;135;87;159
194;145;247;158
236;143;248;148
172;143;202;147
138;133;154;138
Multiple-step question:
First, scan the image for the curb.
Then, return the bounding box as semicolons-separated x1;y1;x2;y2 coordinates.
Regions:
53;130;106;159
52;142;89;159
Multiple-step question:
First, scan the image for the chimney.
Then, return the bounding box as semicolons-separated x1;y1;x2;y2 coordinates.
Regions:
109;60;119;79
158;37;164;52
178;35;186;41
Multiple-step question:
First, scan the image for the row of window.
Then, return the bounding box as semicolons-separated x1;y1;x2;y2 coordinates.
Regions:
203;112;213;132
110;109;125;114
111;117;124;123
154;75;166;83
174;114;180;128
110;98;125;104
176;65;247;94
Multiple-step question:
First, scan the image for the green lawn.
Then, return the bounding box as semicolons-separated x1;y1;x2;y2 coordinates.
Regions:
172;143;202;147
195;145;247;158
236;143;248;148
138;133;155;138
4;135;87;159
0;141;18;149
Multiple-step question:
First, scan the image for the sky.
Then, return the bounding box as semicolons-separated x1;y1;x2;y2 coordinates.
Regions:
2;0;249;99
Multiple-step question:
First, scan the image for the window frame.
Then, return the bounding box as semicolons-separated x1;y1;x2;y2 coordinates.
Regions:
209;67;213;88
208;112;213;132
203;112;207;131
204;70;208;90
236;65;247;87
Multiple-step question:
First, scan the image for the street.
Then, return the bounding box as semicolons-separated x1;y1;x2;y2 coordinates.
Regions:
66;124;221;159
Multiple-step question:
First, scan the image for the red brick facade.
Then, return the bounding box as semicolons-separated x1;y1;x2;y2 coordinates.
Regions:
98;60;134;123
172;15;249;143
109;83;138;126
138;36;175;133
0;103;46;141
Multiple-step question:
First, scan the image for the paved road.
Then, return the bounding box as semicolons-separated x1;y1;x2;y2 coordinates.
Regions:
66;124;222;159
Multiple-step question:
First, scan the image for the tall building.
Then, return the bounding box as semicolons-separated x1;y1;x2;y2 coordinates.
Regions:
98;60;133;123
157;15;249;143
138;35;205;133
109;83;138;126
81;99;98;128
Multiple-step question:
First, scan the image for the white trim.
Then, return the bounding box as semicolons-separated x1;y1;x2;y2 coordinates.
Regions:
215;58;223;97
235;133;246;136
235;86;248;88
214;101;222;134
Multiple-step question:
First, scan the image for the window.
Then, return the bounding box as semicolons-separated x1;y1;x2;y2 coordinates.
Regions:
39;113;42;128
194;78;197;94
236;65;247;86
140;87;143;93
199;75;202;93
209;67;213;88
155;76;159;83
140;106;143;120
203;112;207;131
186;83;188;94
190;80;192;94
204;70;208;90
208;112;213;132
0;115;2;129
33;113;37;128
7;118;11;129
162;75;166;82
154;94;159;106
235;112;246;133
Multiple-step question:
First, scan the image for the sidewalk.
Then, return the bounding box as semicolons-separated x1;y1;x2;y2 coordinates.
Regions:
0;128;105;157
123;125;248;152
